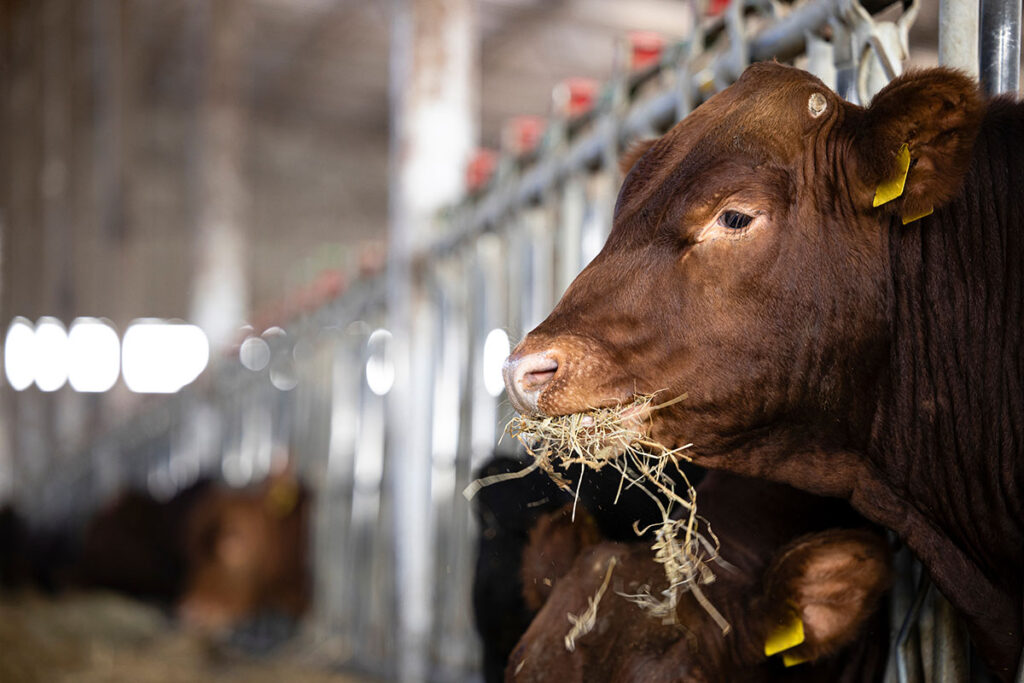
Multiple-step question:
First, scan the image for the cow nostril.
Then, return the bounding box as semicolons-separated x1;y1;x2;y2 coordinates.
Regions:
524;368;556;390
520;358;559;392
504;352;562;413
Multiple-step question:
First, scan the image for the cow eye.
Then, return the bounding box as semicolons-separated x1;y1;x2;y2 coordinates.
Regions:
719;210;753;231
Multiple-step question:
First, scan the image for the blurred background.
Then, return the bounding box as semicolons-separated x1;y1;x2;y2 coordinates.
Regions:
0;0;1006;681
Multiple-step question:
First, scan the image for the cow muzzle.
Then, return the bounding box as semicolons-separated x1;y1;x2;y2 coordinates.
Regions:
502;351;560;416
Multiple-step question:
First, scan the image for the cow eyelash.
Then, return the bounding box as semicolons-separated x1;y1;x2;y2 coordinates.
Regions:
718;210;754;231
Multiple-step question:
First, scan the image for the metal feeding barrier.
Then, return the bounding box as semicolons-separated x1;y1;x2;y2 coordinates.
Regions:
21;0;1021;681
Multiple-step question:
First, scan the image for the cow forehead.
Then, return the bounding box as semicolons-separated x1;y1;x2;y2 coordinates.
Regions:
615;64;834;224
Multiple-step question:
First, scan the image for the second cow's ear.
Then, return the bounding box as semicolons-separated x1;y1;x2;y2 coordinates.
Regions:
521;504;601;611
619;138;657;176
759;529;891;665
853;68;983;223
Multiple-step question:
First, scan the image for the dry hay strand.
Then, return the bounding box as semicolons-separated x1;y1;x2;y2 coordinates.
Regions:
564;556;617;652
503;392;731;636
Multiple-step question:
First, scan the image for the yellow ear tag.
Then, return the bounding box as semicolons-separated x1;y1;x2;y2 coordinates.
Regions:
901;205;934;225
782;652;810;667
266;479;299;518
764;610;805;657
873;143;911;207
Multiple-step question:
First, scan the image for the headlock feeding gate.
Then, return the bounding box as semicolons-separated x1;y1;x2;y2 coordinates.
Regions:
14;1;1022;681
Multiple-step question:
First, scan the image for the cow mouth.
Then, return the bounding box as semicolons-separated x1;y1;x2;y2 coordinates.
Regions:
502;391;721;631
507;391;688;466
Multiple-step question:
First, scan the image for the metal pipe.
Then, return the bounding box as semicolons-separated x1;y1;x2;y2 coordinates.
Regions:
939;0;980;76
980;0;1022;95
749;0;898;63
431;0;904;258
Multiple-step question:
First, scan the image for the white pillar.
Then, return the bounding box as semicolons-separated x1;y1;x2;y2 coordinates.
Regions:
190;0;250;350
388;0;476;680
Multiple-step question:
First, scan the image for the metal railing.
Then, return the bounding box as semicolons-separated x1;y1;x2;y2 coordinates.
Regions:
16;0;1021;681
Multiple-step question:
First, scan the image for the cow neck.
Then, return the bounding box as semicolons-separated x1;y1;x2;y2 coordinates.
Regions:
865;96;1024;680
694;473;884;681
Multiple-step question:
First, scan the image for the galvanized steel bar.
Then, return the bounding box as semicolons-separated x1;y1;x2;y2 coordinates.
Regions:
432;0;902;257
980;0;1022;95
749;0;897;63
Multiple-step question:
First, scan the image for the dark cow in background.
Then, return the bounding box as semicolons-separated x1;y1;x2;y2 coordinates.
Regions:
0;472;310;641
504;63;1023;678
76;479;214;603
472;456;573;682
510;471;891;682
0;505;77;593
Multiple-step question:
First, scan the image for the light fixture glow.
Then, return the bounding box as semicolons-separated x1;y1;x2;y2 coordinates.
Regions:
122;320;209;393
239;336;271;371
365;328;394;396
34;317;69;392
482;328;510;397
67;318;120;392
4;318;35;391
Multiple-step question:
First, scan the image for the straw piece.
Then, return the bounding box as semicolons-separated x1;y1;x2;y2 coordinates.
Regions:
504;392;730;634
463;460;540;501
564;556;617;652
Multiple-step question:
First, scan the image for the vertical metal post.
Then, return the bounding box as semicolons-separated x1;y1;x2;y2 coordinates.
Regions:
557;178;586;295
939;0;980;77
389;0;476;679
980;0;1022;95
522;207;555;331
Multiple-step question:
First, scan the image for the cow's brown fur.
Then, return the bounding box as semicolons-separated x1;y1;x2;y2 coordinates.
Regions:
508;472;890;682
506;63;1022;677
520;504;601;611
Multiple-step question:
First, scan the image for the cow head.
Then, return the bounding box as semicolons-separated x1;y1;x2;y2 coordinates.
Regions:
504;64;983;491
178;474;310;632
510;521;891;682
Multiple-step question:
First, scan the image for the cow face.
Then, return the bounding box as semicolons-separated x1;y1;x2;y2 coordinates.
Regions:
178;474;310;632
504;64;982;487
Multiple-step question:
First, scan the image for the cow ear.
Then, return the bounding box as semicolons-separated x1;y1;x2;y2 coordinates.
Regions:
855;68;982;223
759;530;891;665
620;138;657;176
521;504;601;611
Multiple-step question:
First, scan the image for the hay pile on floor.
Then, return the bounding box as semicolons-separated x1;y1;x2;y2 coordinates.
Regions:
503;393;730;637
0;591;378;683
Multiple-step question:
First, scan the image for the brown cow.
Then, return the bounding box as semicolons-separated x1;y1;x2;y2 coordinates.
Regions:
177;473;311;633
504;63;1023;678
510;472;891;682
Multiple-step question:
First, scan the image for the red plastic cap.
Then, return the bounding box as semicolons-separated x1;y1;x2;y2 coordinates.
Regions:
707;0;730;16
465;148;498;192
554;77;599;118
502;116;546;157
628;31;666;71
311;269;345;303
358;242;387;277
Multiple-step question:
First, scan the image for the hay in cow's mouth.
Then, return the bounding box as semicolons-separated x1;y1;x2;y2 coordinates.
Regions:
502;393;731;637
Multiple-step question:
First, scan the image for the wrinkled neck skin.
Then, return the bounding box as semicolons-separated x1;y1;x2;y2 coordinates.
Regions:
864;98;1024;680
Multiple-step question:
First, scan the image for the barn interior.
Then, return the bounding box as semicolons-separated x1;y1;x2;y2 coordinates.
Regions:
0;0;1017;681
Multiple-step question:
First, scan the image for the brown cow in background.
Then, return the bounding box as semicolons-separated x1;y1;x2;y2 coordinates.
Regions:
504;64;1023;678
177;472;311;633
1;472;310;640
